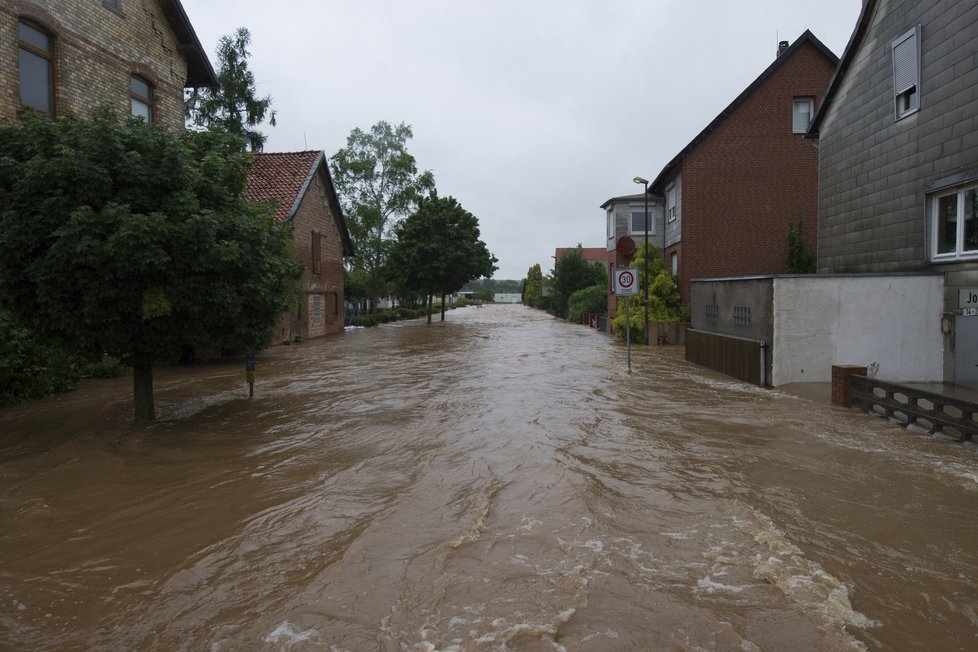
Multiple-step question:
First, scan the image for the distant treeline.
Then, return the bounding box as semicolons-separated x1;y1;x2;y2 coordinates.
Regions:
461;278;522;293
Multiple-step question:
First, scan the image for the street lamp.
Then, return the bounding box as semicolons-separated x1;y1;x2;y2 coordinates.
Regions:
633;176;649;345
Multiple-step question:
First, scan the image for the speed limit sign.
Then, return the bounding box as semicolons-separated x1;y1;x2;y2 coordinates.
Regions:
614;267;639;296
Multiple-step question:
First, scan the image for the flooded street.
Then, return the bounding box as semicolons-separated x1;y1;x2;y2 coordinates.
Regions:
1;304;976;651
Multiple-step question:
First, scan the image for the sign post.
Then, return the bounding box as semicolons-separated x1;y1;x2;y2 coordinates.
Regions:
614;268;639;372
245;350;256;398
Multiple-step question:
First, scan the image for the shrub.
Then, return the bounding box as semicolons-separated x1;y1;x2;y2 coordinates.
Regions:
0;309;78;406
567;285;607;323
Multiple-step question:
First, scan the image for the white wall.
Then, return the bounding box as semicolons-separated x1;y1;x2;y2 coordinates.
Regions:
771;276;944;385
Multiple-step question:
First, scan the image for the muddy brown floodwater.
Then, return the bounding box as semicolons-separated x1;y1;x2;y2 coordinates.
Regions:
1;304;977;651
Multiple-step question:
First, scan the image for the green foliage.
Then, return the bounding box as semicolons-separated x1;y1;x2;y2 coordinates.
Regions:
567;285;607;324
0;308;78;406
0;109;302;419
185;27;276;151
610;243;682;341
387;194;497;312
787;220;816;273
552;247;603;317
522;264;544;308
330;121;435;304
78;358;126;379
471;289;496;302
462;278;522;293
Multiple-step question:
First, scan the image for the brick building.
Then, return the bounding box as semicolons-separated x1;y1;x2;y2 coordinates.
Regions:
1;0;215;129
647;31;838;304
246;151;355;342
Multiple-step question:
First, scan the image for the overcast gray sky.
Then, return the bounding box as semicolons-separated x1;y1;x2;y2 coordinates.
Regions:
184;0;862;281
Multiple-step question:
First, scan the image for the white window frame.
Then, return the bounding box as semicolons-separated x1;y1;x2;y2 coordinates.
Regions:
670;251;678;276
792;97;814;133
666;184;677;223
892;26;920;121
628;205;654;236
930;183;978;262
607;209;614;239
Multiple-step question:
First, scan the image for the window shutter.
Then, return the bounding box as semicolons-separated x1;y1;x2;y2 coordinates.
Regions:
892;27;918;95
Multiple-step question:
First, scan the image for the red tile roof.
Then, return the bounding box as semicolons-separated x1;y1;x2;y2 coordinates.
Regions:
555;247;606;263
245;151;322;222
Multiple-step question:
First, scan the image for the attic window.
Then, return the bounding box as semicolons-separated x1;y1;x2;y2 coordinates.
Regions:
792;97;814;133
892;26;920;120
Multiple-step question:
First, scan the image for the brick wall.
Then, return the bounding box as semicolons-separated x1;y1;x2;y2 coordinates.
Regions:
672;40;835;303
284;167;347;341
1;0;190;129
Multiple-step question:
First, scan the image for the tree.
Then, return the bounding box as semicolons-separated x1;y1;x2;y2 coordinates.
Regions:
185;27;276;151
523;264;544;308
611;243;681;341
330;121;435;306
0;110;302;421
552;247;603;318
387;195;497;323
787;220;816;273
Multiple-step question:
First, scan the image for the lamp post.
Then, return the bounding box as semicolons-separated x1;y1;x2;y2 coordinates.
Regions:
633;176;649;345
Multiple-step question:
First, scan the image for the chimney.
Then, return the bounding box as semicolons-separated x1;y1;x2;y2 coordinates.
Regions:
777;40;790;57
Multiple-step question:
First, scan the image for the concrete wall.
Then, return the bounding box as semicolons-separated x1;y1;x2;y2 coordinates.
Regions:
1;0;193;129
771;275;944;385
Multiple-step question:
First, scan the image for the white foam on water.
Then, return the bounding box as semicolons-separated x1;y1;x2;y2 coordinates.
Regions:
263;621;319;646
731;503;879;648
696;576;748;594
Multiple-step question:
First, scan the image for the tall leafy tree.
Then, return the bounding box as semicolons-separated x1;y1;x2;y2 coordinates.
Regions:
330;121;435;305
388;195;497;323
552;247;603;317
185;27;276;151
611;243;681;341
523;264;544;308
0;110;302;421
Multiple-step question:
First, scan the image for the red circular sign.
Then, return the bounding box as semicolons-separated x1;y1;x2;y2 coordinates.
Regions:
616;236;636;258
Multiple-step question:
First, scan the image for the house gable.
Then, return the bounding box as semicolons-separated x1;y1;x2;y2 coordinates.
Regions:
811;0;978;273
1;0;216;128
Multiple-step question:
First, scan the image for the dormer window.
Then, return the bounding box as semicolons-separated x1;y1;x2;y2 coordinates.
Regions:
130;75;153;122
18;19;54;113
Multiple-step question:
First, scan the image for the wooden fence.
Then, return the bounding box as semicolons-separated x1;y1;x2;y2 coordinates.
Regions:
685;329;767;386
848;375;977;441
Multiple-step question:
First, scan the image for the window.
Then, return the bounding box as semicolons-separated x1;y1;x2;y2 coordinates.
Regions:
629;207;653;235
670;251;678;276
892;26;920;120
607;209;614;239
792;97;814;133
311;231;322;273
311;295;322;326
931;184;978;261
18;20;53;113
130;75;153;122
666;184;677;223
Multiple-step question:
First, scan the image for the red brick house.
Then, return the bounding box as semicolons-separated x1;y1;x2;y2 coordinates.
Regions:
648;31;838;304
246;151;354;342
1;0;215;129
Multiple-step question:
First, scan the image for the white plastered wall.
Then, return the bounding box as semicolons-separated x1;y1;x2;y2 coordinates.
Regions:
771;276;944;385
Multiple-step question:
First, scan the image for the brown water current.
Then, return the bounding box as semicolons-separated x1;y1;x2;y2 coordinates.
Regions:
1;304;977;651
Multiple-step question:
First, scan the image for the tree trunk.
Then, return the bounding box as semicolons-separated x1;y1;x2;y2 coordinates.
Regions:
133;364;156;422
440;293;446;321
427;294;433;324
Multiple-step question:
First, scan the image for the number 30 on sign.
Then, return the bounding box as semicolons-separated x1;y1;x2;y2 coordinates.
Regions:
614;268;639;296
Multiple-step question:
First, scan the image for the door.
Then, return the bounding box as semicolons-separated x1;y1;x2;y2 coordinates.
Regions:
954;316;978;388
